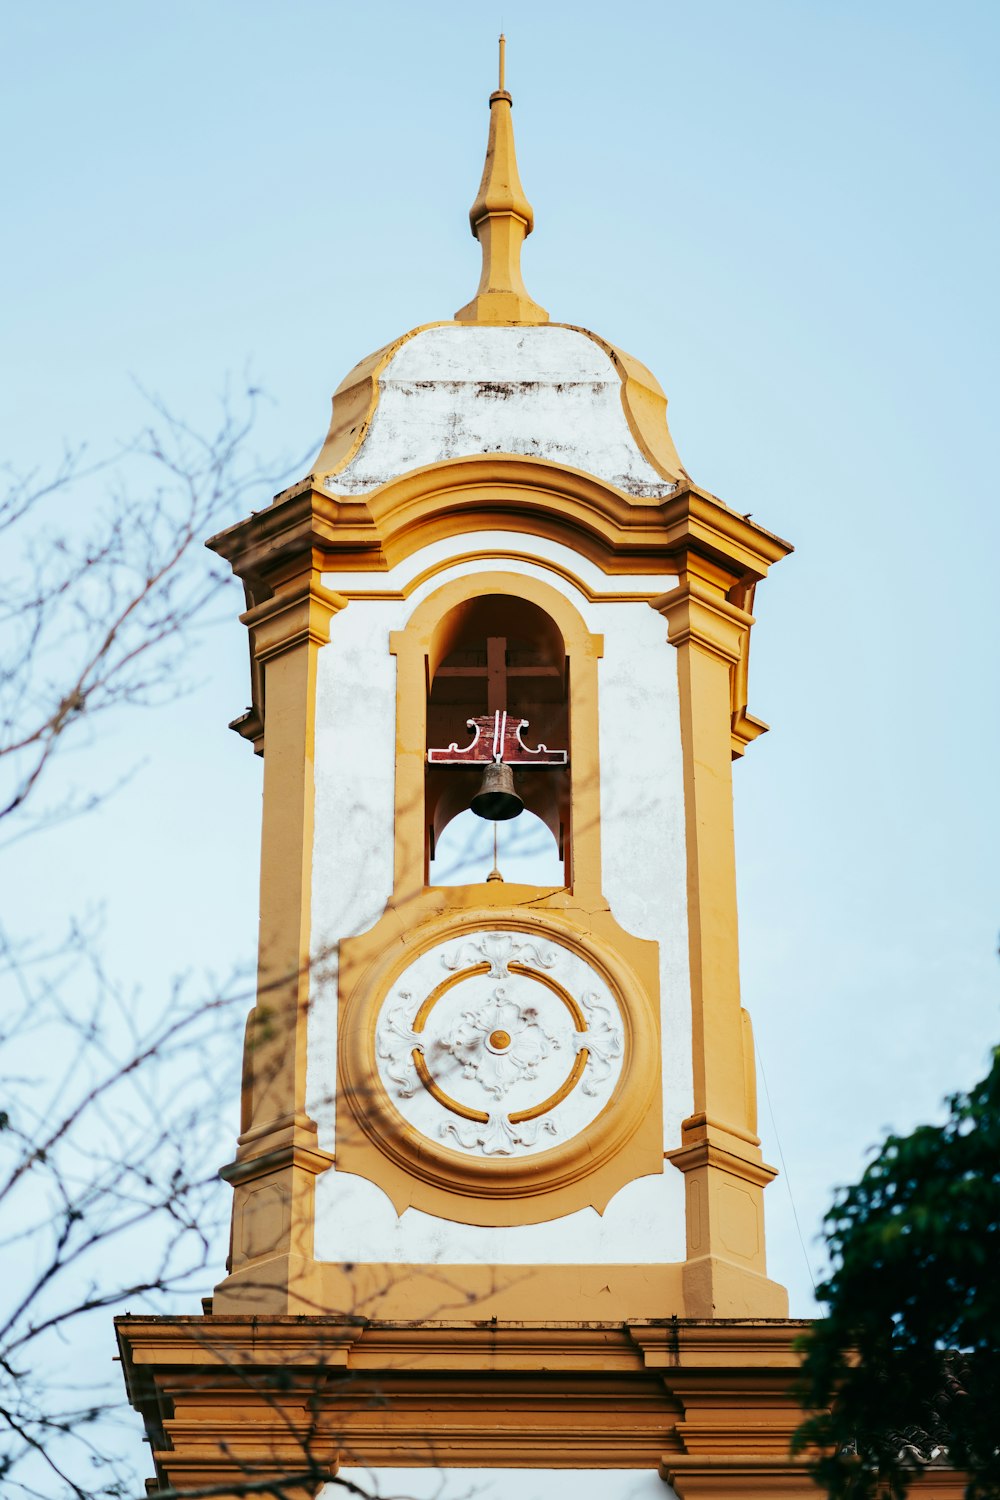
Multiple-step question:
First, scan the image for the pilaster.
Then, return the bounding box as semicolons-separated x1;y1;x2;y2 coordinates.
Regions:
657;569;785;1318
215;570;343;1312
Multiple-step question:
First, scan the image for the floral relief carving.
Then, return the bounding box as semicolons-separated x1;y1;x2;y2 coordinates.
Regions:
374;929;626;1159
575;993;624;1095
375;996;422;1097
442;930;557;980
448;986;561;1100
441;1113;558;1156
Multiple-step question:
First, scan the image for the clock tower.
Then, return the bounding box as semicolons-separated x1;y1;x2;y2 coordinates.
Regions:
118;48;820;1500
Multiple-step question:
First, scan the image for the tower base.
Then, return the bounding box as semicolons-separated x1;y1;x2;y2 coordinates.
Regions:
117;1314;847;1498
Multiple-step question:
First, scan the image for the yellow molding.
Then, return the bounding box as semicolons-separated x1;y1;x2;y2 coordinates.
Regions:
208;458;790;585
123;1314;932;1487
564;323;689;484
119;1313;816;1367
332;546;679;606
682;1110;762;1150
219;1142;333;1188
666;1139;778;1192
337;900;662;1225
206;459;789;758
240;578;347;665
656;580;754;665
387;568;606;905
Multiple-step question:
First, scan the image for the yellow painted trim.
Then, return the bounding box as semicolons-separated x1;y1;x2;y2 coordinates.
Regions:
656;579;785;1313
209;460;791;597
411;963;490;1030
508;1048;590;1124
412;1053;489;1125
120;1313;830;1485
221;576;343;1289
508;959;587;1028
329;545;678;607
388;567;605;904
337;896;663;1228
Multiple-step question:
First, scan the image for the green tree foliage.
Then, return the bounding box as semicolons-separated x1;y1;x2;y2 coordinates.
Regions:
794;1047;1000;1500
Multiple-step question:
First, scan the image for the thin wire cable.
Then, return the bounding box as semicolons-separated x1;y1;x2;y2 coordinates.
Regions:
755;1033;819;1296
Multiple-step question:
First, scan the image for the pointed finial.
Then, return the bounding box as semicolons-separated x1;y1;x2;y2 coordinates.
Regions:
454;37;549;326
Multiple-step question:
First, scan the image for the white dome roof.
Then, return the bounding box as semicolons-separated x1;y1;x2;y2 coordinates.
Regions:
315;322;686;501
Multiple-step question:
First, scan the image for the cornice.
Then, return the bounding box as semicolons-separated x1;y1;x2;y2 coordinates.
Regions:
114;1315;823;1486
117;1313;814;1375
240;578;347;664
629;1318;811;1367
207;458;791;759
207;458;792;588
661;1456;820;1499
219;1141;334;1188
655;579;754;667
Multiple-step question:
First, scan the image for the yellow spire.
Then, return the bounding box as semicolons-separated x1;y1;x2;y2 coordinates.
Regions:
454;37;549;326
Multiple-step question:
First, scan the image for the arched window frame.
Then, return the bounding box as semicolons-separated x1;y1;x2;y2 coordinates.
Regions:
389;571;604;906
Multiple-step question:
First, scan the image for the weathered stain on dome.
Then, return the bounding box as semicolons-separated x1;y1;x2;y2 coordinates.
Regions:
314;324;688;500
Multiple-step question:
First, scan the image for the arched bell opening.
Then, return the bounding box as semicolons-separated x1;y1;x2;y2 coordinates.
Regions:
425;592;571;886
429;806;565;887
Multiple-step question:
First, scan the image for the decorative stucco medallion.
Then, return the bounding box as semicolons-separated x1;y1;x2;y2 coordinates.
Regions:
374;929;625;1158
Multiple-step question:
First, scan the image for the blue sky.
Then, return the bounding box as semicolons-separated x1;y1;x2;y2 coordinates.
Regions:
4;0;999;1320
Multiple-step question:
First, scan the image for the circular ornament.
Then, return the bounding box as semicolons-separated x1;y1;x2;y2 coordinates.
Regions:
373;927;627;1161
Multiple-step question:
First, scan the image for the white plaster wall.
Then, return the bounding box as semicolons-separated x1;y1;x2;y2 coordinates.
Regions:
308;593;410;1148
307;532;691;1265
325;1469;675;1500
322;326;675;499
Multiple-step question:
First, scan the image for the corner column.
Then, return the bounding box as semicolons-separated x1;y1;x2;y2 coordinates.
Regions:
658;570;785;1318
215;568;344;1313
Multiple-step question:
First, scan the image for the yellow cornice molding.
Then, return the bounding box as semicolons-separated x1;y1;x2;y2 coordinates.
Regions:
206;456;699;582
334;547;677;606
655;579;754;667
666;1138;778;1191
219;1141;334;1188
122;1314;902;1488
118;1313;814;1368
207;458;791;758
240;578;347;664
661;1458;820;1498
628;1318;812;1366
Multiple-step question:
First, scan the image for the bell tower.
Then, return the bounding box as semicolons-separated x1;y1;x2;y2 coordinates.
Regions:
118;46;819;1500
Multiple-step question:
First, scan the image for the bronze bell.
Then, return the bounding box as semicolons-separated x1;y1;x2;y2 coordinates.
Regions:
470;759;523;821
